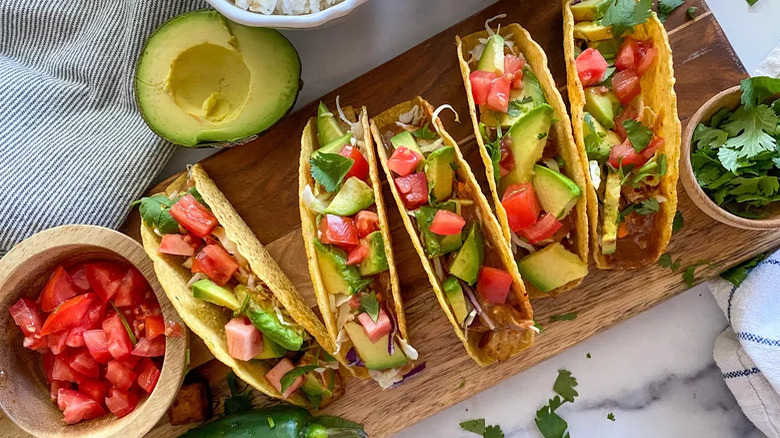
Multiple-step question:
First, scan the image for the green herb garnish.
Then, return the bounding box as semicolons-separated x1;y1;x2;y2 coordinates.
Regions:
607;412;616;421
412;122;437;140
359;291;380;322
224;371;253;415
720;253;765;287
133;193;181;234
683;260;713;288
686;6;697;18
535;369;579;438
549;313;578;322
280;365;320;394
658;252;680;271
623;119;653;153
658;0;683;22
507;97;533;118
459;419;504;438
672;211;684;234
310;152;354;192
602;0;653;38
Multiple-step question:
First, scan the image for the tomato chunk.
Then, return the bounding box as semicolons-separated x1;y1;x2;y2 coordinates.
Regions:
265;358;304;399
346;241;369;266
24;334;48;351
51;381;72;403
608;139;648;169
194;244;239;286
318;214;359;249
394;172;428;210
517;213;562;244
159;234;199;257
612;69;641;104
225;317;264;361
477;267;513;304
486;74;511;113
614;105;638;140
576;48;609;86
85;262;127;302
169;194;218;238
103;313;134;360
136;358;161;394
69;350;100;378
502;183;541;232
41;293;95;336
357;308;392;344
52;355;84;384
636;44;657;76
132;336;165;358
106;360;136;391
79;379;109;404
9;297;43;337
429;210;465;235
145;315;165;341
355;210;380;237
643;135;665;160
114;267;148;307
48;330;69;355
616;38;656;76
387;146;422;177
339;145;369;181
504;54;525;77
469;70;496;105
41;266;79;312
83;329;112;364
68;265;91;292
105;387;139;418
57;388;106;424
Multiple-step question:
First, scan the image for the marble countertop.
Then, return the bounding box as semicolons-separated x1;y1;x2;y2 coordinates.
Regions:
158;0;780;436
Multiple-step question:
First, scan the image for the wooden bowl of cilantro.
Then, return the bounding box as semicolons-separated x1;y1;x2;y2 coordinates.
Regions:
681;77;780;230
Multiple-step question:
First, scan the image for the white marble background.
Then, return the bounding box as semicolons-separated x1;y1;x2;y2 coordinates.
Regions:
158;0;780;436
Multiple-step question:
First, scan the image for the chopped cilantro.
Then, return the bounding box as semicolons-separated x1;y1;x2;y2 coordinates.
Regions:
584;115;612;162
747;0;758;5
683;260;712;288
602;0;653;37
553;370;578;402
607;412;616;421
224;371;253;415
586;353;592;359
479;122;503;186
412;122;437;140
534;320;545;333
672;211;684;234
658;252;680;271
628;153;667;186
538;132;548;140
535;370;579;438
623;119;653;153
459;419;504;438
636;197;660;215
268;417;275;428
310;152;354;192
720;253;765;287
658;0;683;23
686;6;697;18
549;313;578;322
133;193;181;234
741;76;780;108
359;291;380;322
507;97;533;118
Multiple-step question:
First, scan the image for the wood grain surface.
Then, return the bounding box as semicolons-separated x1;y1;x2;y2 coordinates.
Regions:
4;1;773;437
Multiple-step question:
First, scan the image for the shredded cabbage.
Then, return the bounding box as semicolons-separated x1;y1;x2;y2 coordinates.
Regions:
542;158;560;173
181;257;193;269
589;160;602;189
302;185;328;214
419;138;444;154
368;368;404;389
433;257;445;281
511;231;536;253
398;105;421;125
334;328;350;353
431;104;460;128
187;273;206;288
398;338;419;360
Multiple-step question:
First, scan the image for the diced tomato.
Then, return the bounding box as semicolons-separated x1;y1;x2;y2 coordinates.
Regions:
9;297;43;337
193;244;239;286
48;330;70;355
225;317;263;361
65;328;86;348
612;69;641;104
169;194;218;238
499;137;515;173
394;172;429;210
608;139;648;169
502;183;541;232
357;308;392;344
83;329;112;364
106;360;136;391
132;336;165;357
24;334;47;351
41;293;95;336
52;355;84;384
114;267;148;307
486;74;512;113
79;379;109;404
57;388;106;424
348;294;362;309
145;315;165;341
346;241;369;266
43;352;55;382
86;300;107;328
339;145;370;181
51;381;72;403
105;387;139;418
120;353;141;370
68;265;91;292
636;44;657;76
476;267;513;304
136;358;161;394
355;210;380;237
517;213;563;244
614;106;638;140
265;358;304;399
40;266;79;312
469;70;496;105
505;54;525;88
576;48;609;86
165;321;183;338
387;146;422;177
103;313;134;360
429;210;465;235
616;38;656;77
318;214;359;249
643;135;665;160
85;262;126;302
159;234;199;257
69;350;100;378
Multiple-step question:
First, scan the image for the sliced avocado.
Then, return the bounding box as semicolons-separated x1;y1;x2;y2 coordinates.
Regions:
390;130;423;156
584;87;621;129
324;177;375;216
498;104;554;195
414;205;463;258
234;285;304;351
583;112;621;145
425;146;456;203
476;34;505;75
449;223;485;285
589;38;624;61
313;240;365;295
570;0;611;21
192;279;241;311
601;169;621;255
301;372;333;398
517;243;588;293
135;10;301;147
532;165;582;219
254;337;287;359
358;231;389;276
480;67;547;127
443;276;468;324
573;21;613;41
313;132;352;159
583;113;620;162
317;102;344;146
344;322;408;371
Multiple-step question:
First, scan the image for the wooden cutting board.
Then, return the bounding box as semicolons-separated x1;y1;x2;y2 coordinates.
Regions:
4;1;774;437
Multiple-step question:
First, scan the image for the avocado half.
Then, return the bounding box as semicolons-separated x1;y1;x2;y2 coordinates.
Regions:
135;10;302;147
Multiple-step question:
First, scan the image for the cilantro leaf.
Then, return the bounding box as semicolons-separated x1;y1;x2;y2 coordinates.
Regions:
636;197;660;215
686;6;697;18
412;122;437;141
746;0;758;5
549;313;578;322
310;152;354;192
672;211;684;234
479;122;503;186
484;425;504;438
740;76;780;108
658;252;680;271
658;0;683;23
623;119;653;152
280;365;320;394
607;412;616;421
553;370;579;403
720;253;765;287
629;153;667;186
460;419;486;435
224;371;253;415
602;0;653;37
721;105;778;162
586;353;592;359
535;398;570;438
692;124;728;149
135;194;181;234
359;291;380;322
351;278;374;294
683;260;712;288
507;97;534;118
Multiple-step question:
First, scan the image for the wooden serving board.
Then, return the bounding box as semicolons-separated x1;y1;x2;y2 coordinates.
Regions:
4;1;774;437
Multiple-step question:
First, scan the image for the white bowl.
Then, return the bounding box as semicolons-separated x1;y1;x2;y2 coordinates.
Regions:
205;0;368;29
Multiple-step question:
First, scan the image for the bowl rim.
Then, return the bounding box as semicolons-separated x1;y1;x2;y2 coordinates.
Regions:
0;225;188;438
680;85;780;230
204;0;368;28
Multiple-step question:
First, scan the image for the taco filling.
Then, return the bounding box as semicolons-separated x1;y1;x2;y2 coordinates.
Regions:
570;0;669;265
301;101;419;389
376;101;536;362
461;18;588;294
144;171;343;408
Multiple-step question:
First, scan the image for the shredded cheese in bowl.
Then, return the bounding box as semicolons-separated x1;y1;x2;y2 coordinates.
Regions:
233;0;346;15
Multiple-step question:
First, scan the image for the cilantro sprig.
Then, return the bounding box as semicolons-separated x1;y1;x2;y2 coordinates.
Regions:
623;120;652;153
658;0;683;23
602;0;652;38
459;419;504;438
224;371;253;415
720;253;765;287
549;313;578;322
535;369;579;438
359;291;380;322
479;122;503;186
412;122;437;141
310;152;354;192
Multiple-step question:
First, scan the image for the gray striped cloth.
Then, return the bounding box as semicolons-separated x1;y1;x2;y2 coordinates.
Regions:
0;0;207;257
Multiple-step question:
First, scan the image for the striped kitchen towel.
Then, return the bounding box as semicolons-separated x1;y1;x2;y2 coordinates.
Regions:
0;0;207;257
710;249;780;438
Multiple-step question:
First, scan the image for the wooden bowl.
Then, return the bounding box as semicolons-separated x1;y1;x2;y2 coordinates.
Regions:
681;85;780;230
0;225;188;438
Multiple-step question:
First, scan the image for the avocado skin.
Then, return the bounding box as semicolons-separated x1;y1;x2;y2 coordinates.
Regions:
449;223;485;285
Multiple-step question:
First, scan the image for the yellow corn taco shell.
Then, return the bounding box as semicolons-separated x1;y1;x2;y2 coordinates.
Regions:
140;163;347;407
299;106;412;380
370;97;535;366
456;23;590;298
563;2;680;269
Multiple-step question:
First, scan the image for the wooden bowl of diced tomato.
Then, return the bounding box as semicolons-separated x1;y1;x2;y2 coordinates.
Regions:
0;225;188;438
